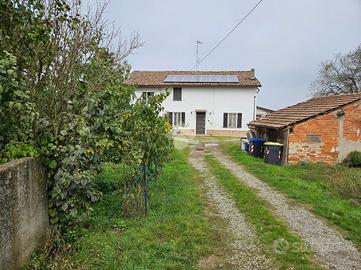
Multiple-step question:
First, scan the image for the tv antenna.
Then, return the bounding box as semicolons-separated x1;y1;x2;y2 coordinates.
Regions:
195;40;203;70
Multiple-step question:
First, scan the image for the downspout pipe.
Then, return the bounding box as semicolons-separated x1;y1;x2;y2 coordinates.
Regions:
281;127;291;165
253;95;256;121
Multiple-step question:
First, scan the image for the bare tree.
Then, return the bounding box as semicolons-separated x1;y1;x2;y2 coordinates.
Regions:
32;0;143;128
311;45;361;96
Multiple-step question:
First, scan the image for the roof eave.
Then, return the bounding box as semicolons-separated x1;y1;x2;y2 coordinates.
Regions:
249;97;361;131
248;123;284;130
127;84;261;88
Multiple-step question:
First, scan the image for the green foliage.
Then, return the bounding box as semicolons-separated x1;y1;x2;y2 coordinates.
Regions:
0;0;173;227
345;151;361;167
95;163;134;193
0;51;38;163
0;0;51;78
47;150;214;269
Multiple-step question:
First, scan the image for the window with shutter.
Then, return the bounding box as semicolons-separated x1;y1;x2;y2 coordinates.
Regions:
173;112;185;127
168;112;173;125
223;113;242;128
223;113;228;128
237;113;242;128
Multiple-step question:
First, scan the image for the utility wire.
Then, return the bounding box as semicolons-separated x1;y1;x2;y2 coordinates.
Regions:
193;0;264;69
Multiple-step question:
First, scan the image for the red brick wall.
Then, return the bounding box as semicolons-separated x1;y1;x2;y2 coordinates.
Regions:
343;103;361;141
287;101;361;164
288;113;339;164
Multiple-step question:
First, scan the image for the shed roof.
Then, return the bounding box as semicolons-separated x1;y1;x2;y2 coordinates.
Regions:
249;93;361;130
125;70;261;88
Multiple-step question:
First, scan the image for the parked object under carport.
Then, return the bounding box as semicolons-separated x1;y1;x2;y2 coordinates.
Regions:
249;138;266;158
263;142;283;165
240;138;249;152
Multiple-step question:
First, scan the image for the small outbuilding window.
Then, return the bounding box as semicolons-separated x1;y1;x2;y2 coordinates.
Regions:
306;135;322;143
173;88;182;101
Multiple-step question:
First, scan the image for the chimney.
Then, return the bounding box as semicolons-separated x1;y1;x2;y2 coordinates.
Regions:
250;68;256;80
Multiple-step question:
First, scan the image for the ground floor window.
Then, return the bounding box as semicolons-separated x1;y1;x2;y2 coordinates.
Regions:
168;112;185;127
223;113;242;128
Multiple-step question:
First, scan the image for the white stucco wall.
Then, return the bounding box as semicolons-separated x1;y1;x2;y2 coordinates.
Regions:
134;86;258;134
256;107;272;119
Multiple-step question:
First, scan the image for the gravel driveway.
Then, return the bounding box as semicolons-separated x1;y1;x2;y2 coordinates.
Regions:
211;147;361;270
189;146;274;270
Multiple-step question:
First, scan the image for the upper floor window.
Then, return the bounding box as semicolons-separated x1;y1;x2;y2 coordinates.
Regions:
173;87;182;101
223;113;242;128
142;91;154;101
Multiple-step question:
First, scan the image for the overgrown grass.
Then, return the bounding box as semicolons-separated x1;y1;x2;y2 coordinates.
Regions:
62;149;217;269
204;154;323;270
221;143;361;250
94;162;134;193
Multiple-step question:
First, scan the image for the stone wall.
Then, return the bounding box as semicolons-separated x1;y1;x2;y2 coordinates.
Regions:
0;158;49;270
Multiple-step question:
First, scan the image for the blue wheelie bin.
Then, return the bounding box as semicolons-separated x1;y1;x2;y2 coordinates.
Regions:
249;138;266;158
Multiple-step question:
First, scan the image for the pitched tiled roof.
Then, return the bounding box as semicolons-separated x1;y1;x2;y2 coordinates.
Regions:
249;93;361;129
125;70;261;87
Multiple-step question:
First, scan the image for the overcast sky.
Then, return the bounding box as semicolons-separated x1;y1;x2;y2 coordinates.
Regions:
85;0;361;109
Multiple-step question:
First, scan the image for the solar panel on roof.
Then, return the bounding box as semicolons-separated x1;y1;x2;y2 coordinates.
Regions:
164;75;239;83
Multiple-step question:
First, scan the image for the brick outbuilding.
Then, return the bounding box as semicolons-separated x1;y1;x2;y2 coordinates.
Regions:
249;93;361;165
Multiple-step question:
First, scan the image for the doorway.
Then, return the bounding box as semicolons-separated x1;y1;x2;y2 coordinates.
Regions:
196;112;206;135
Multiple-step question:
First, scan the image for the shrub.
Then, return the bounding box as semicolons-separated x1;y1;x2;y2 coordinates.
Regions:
0;0;173;227
344;151;361;167
95;163;134;193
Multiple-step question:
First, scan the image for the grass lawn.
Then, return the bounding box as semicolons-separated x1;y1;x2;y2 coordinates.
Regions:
60;149;220;269
221;142;361;250
205;154;323;270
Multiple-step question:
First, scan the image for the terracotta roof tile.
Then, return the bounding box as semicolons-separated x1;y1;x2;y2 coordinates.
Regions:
125;70;261;87
249;93;361;129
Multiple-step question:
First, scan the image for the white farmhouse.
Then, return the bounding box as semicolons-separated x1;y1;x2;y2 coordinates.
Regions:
126;70;261;137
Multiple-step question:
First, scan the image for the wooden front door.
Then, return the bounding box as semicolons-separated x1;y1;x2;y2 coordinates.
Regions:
196;112;206;135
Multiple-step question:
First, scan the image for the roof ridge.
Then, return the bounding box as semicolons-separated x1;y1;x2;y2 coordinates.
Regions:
312;92;361;99
125;70;262;87
131;70;254;73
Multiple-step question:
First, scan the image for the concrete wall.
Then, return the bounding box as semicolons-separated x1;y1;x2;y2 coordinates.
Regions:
0;158;49;270
287;101;361;164
135;86;258;136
